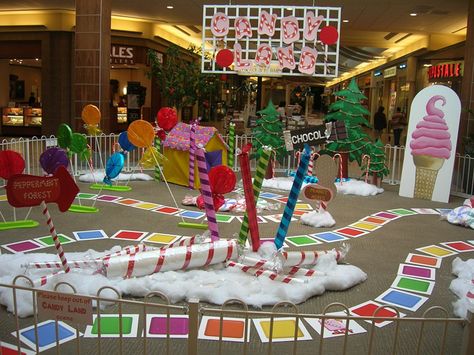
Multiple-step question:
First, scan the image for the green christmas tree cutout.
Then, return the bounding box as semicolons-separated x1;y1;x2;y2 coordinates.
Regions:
252;100;286;161
362;139;390;180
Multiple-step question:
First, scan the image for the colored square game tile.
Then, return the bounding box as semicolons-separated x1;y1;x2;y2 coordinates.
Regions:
72;230;108;241
198;316;250;342
145;314;189;338
292;210;308;216
286;235;321;247
436;208;453;215
144;233;180;245
311;232;348;243
110;230;148;241
133;202;162;210
13;320;78;352
0;341;35;355
76;193;97;199
238;216;267;224
349;222;381;231
253;317;312;343
260;192;282;199
96;195;122;202
35;234;75;247
411;208;439;214
305;312;366;338
391;275;435;295
349;301;405;328
153;206;181;215
333;227;368;238
405;253;441;268
214;214;234;223
258;238;288;248
440;241;474;253
375;288;428;311
2;240;44;254
84;314;139;338
0;194;7;202
115;198;142;206
416;245;457;258
361;216;389;225
388;208;418;216
276;197;289;203
373;212;400;220
295;203;313;210
398;263;435;280
178;210;206;219
264;214;297;223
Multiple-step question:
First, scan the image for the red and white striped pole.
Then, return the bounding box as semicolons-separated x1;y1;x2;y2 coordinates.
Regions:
41;201;70;273
333;153;343;185
362;154;371;183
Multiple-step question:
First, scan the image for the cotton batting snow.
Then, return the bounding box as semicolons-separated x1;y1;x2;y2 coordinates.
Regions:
79;171;153;183
0;245;366;318
449;257;474;318
262;177;383;197
300;210;336;228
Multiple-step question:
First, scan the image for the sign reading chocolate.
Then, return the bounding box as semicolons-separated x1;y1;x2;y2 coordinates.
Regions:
427;62;463;80
283;121;347;151
202;5;341;77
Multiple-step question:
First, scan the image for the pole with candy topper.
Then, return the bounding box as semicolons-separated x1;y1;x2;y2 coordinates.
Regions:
227;122;236;169
274;144;311;250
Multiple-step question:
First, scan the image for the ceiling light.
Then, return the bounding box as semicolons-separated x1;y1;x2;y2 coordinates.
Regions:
166;5;174;9
286;7;293;11
343;19;349;23
410;13;417;16
423;63;432;67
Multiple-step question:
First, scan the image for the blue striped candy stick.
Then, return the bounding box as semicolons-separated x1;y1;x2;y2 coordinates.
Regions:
196;147;220;241
274;144;311;250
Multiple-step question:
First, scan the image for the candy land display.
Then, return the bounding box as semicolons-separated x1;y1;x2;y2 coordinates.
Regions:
0;150;39;230
399;85;461;203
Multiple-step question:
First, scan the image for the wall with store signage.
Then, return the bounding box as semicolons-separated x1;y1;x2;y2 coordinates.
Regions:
427;62;463;81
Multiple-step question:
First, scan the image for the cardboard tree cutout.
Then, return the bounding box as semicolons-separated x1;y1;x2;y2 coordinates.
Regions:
399;85;460;203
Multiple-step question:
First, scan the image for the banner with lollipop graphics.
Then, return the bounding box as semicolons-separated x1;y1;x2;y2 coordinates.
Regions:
399;85;461;203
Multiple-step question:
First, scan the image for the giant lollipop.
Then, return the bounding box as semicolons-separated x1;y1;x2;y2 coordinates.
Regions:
197;165;236;211
103;152;125;185
156;107;178;131
40;147;69;175
0;150;25;180
118;131;136;153
82;104;102;135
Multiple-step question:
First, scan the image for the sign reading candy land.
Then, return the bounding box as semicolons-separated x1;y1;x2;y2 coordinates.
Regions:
202;5;341;77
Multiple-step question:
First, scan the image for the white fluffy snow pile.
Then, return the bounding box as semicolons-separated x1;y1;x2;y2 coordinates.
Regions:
262;177;383;197
0;245;366;318
79;172;153;183
449;257;474;318
336;180;384;196
300;210;336;228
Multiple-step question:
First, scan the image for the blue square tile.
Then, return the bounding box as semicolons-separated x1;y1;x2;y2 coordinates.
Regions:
311;232;347;243
22;321;74;347
73;230;107;240
382;290;421;308
179;211;205;219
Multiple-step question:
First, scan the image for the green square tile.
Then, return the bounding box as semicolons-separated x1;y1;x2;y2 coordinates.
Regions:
37;234;74;246
397;277;430;292
286;235;320;246
76;193;97;199
91;316;133;335
389;208;417;216
215;214;234;223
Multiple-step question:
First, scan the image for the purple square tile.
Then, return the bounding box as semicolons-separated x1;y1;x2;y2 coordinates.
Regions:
6;240;43;252
97;195;121;202
149;317;188;335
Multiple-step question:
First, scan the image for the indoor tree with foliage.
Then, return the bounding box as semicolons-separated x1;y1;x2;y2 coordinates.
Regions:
322;78;372;178
361;139;390;185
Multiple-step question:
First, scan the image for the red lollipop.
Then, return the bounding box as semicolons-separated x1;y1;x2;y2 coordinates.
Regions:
156;107;178;131
216;49;234;68
209;165;236;195
0;150;25;180
319;26;339;45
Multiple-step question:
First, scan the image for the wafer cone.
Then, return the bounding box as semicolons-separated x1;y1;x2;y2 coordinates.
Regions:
413;155;444;200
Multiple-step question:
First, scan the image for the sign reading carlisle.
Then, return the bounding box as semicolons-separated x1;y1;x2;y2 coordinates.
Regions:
202;5;341;77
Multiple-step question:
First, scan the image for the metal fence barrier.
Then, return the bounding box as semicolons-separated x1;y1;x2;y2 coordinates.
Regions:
0;279;472;355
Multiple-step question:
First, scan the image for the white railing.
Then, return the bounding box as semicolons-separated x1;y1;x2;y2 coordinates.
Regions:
1;135;473;198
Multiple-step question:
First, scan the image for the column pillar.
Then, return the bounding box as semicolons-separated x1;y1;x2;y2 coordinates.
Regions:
74;0;111;133
460;0;474;151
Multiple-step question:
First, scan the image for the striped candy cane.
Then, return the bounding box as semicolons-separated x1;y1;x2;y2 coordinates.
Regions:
27;260;101;270
294;150;301;169
274;144;311;250
307;151;320;176
333;153;343;185
281;249;343;267
227;122;235;168
188;122;197;189
362;154;371;183
31;270;66;288
41;201;70;273
154;137;162;182
238;144;260;251
196;147;220;241
238;146;272;250
226;261;306;284
239;256;326;277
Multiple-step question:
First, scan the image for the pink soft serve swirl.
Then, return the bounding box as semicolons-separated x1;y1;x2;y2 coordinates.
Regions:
410;95;451;159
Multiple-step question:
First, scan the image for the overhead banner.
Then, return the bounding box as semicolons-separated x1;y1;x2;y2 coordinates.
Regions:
283;121;347;151
202;5;341;77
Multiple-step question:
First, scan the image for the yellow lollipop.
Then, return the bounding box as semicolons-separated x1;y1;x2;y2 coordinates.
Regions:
81;104;101;125
127;120;155;148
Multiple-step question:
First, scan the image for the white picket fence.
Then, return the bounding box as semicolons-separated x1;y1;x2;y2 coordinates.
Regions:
1;134;473;198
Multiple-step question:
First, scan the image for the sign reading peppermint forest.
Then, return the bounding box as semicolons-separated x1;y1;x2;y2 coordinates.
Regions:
202;5;341;77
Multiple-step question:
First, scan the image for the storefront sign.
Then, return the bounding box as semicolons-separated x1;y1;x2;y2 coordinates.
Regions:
202;5;341;77
427;62;462;80
6;166;79;212
110;45;154;65
383;66;397;78
37;290;93;325
283;121;347;151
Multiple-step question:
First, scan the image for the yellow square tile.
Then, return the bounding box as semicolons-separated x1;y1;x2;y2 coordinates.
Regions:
0;195;7;202
419;246;454;257
145;233;179;244
351;222;379;231
260;319;303;339
295;203;313;210
134;203;161;210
